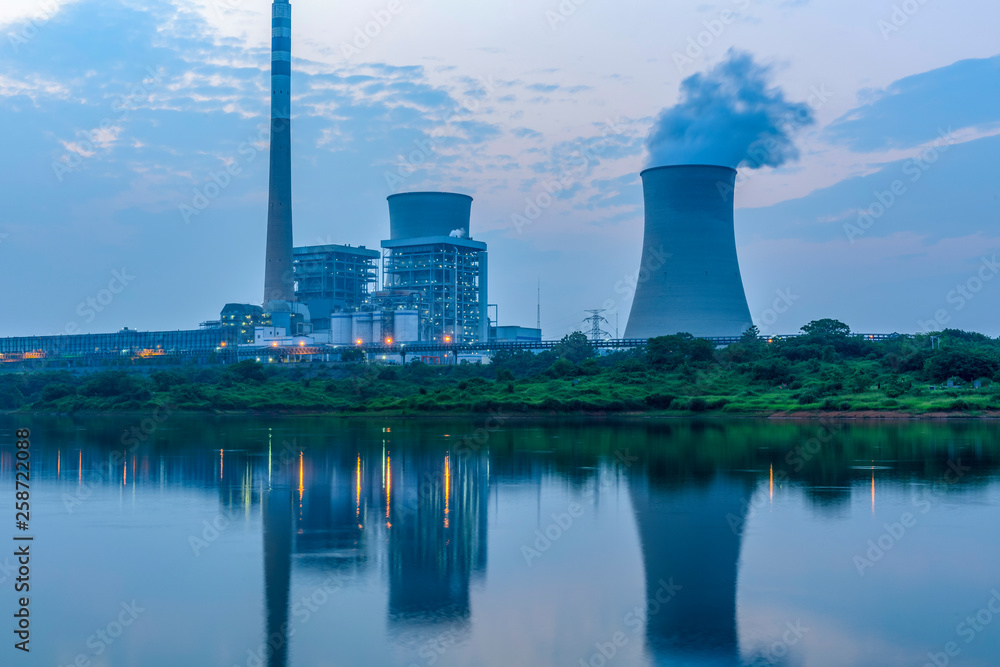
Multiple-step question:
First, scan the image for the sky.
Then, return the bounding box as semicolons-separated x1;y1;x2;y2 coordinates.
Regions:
0;0;998;339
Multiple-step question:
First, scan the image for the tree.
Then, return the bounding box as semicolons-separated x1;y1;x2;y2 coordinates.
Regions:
647;334;715;369
740;325;761;344
924;349;999;382
553;332;594;365
801;319;851;338
225;360;269;384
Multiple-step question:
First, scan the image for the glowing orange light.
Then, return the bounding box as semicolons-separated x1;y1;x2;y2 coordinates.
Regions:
299;341;305;346
386;455;392;524
769;463;773;503
123;454;127;486
444;453;451;528
871;468;875;515
220;449;224;480
356;455;361;520
221;342;227;347
385;337;393;345
78;451;82;484
444;336;452;343
356;339;363;345
299;452;304;502
57;450;61;479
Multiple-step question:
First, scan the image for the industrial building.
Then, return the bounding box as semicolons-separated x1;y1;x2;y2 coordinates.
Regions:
624;165;753;339
292;244;379;330
216;303;271;345
0;328;237;367
379;192;488;345
490;326;542;343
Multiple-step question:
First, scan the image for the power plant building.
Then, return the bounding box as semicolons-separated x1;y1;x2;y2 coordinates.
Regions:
624;165;753;339
292;244;379;331
380;193;488;345
219;303;272;345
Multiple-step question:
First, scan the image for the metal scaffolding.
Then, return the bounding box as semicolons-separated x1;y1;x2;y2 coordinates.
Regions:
293;244;379;329
380;239;487;344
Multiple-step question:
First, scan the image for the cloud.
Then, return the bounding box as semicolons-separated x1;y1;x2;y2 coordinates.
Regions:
826;55;1000;152
737;132;1000;245
645;50;814;169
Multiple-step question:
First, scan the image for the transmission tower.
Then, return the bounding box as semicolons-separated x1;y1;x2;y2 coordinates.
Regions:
583;309;612;342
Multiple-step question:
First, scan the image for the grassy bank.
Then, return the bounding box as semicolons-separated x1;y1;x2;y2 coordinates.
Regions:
2;320;998;416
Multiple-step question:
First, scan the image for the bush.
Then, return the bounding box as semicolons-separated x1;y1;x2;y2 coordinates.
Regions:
41;383;76;402
226;361;268;384
151;370;188;393
0;384;26;410
644;393;676;409
883;375;912;398
797;392;818;405
689;397;709;412
80;371;147;398
548;358;576;378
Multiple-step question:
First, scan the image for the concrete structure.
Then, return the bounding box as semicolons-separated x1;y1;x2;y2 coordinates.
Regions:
292;244;379;330
392;310;420;343
266;300;311;336
381;193;488;345
330;313;353;346
490;325;542;343
263;0;295;305
624;165;753;339
351;312;381;345
388;191;471;241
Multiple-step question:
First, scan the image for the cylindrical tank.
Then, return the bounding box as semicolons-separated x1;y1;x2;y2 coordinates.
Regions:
387;192;473;240
330;313;353;346
624;165;753;339
393;310;420;343
351;312;373;344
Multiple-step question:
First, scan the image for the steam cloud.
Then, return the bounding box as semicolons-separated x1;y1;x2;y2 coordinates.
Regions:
449;228;466;238
646;50;814;169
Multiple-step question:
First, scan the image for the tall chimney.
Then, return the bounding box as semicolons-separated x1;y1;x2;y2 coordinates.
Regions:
624;165;753;339
263;0;295;305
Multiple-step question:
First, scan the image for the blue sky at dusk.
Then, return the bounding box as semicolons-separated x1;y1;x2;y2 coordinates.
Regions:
0;0;997;337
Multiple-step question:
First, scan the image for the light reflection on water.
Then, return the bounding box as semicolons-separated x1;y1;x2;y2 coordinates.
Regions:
2;416;999;667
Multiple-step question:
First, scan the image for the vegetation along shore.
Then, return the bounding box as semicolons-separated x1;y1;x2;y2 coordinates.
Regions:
2;320;998;417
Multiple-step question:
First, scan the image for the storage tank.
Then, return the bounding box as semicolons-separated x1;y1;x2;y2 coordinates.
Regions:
330;313;353;346
351;312;373;344
624;165;753;339
393;310;420;343
387;192;473;240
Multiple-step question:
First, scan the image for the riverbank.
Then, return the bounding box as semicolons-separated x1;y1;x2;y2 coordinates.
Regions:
1;325;997;418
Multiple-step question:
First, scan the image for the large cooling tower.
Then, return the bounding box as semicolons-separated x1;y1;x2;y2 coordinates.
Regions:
387;192;472;240
624;165;753;339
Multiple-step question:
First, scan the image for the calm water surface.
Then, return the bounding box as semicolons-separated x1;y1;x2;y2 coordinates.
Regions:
1;416;999;667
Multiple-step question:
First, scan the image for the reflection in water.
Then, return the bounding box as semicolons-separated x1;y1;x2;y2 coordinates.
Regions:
263;484;293;667
630;474;750;666
5;417;1000;666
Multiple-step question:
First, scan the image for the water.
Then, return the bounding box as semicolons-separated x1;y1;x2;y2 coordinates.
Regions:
2;415;999;667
